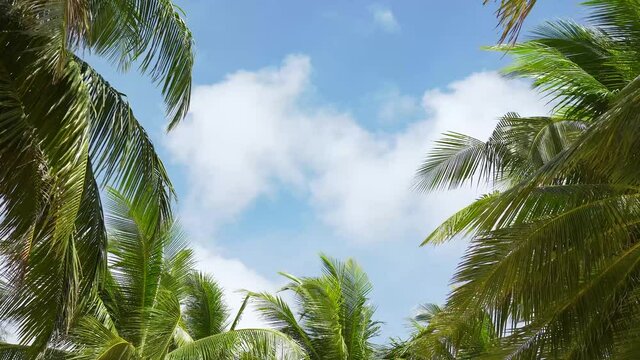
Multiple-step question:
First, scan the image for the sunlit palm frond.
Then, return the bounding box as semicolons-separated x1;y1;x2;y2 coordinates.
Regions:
161;247;195;300
141;289;183;359
480;238;640;359
15;0;194;129
449;184;640;307
1;0;192;353
64;192;299;359
559;75;640;187
251;255;380;360
165;329;307;360
183;273;230;340
585;0;640;75
72;317;136;360
249;292;318;357
104;189;171;345
492;20;626;119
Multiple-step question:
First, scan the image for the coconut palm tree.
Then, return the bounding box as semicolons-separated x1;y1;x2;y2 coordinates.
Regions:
0;190;304;359
249;255;381;360
416;0;640;358
0;0;192;351
383;304;496;360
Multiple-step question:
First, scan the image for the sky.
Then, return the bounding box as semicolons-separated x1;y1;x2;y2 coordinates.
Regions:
92;0;584;339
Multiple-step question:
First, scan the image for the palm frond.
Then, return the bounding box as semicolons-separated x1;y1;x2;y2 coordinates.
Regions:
71;317;136;360
416;114;583;193
87;0;194;129
104;189;169;345
249;292;318;358
166;329;306;360
0;343;68;360
183;272;230;340
141;289;183;359
0;15;100;351
79;57;175;228
417;1;640;358
422;192;499;246
492;20;626;119
483;0;537;44
415;132;505;192
252;255;380;360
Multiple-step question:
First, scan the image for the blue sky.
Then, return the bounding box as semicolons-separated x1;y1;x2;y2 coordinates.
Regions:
94;0;582;339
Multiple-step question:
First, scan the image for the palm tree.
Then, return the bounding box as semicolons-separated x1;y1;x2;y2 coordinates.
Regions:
0;190;304;359
416;0;640;358
249;255;381;360
383;304;496;360
0;0;192;351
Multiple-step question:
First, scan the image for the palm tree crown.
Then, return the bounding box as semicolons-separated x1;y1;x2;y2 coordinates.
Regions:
250;255;381;360
0;0;193;351
416;0;640;358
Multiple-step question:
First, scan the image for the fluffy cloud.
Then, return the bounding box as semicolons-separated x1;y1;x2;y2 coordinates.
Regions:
167;54;547;244
167;56;311;234
375;87;421;123
370;5;400;33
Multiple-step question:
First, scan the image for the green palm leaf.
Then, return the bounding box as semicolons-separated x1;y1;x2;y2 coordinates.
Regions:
183;273;230;340
166;329;307;360
250;255;381;360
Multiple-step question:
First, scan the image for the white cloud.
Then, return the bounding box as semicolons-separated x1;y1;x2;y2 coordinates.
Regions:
167;55;311;234
370;5;400;33
166;54;547;244
375;87;421;123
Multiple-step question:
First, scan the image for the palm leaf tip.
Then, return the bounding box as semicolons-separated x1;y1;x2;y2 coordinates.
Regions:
484;0;538;44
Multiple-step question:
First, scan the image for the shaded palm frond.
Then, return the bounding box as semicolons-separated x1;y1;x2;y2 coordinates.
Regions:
87;0;194;129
